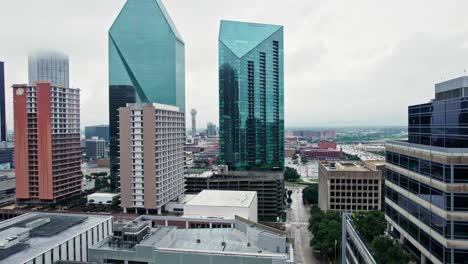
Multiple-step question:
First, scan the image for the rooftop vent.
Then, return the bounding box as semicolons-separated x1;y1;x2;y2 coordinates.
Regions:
196;239;201;243
25;218;50;229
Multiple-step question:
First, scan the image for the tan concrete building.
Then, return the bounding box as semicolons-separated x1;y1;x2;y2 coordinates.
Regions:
318;160;384;212
119;103;185;214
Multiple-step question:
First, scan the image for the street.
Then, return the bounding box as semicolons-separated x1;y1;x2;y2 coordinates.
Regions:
286;185;322;264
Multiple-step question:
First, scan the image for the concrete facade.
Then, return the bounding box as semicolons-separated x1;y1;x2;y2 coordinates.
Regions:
119;103;185;213
185;170;285;219
88;216;294;264
0;212;112;264
183;190;258;222
318;160;384;212
13;83;81;204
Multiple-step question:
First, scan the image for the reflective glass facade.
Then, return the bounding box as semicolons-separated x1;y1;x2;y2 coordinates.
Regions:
219;20;284;171
386;76;468;263
409;98;468;147
108;0;185;190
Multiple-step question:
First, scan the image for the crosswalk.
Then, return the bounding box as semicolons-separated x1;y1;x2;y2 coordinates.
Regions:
288;221;308;226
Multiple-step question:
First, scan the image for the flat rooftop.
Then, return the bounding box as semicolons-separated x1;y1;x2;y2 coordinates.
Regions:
95;226;287;259
320;161;370;172
0;212;111;263
186;190;256;208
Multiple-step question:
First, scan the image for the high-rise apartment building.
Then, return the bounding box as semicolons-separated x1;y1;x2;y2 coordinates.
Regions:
219;20;284;170
13;83;81;204
0;61;6;141
119;103;185;214
108;0;185;190
28;51;69;88
385;76;468;263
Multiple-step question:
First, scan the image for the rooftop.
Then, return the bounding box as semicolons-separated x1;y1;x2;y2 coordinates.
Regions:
185;190;256;208
320;161;370;172
93;217;290;260
0;212;111;263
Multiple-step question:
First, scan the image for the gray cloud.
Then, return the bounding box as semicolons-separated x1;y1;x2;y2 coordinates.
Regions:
1;0;468;130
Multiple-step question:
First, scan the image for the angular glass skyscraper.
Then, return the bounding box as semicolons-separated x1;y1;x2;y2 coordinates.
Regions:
108;0;185;190
219;20;284;171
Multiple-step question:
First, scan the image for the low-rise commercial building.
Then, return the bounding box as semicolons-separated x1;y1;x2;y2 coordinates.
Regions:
183;190;258;222
87;192;118;205
318;160;384;212
185;169;284;219
0;212;112;264
88;216;294;264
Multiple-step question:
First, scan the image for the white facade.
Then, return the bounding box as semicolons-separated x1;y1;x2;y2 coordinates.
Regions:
183;190;258;222
0;213;112;264
87;192;118;205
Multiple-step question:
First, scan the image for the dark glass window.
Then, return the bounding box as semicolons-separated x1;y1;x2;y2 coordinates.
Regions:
454;166;468;183
454;194;468;211
454;222;468;239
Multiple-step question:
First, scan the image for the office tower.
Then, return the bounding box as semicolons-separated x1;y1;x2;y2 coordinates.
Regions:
108;0;185;190
85;125;110;142
0;62;6;141
207;122;217;137
318;160;384;212
28;50;69;88
385;76;468;263
190;108;197;138
86;137;107;160
13;83;81;204
219;20;284;170
119;103;185;214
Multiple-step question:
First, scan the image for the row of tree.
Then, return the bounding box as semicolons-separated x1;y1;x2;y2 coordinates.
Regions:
352;211;411;263
302;184;318;204
309;209;411;263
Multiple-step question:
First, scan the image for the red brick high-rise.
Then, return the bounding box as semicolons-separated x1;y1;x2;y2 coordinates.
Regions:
13;83;81;204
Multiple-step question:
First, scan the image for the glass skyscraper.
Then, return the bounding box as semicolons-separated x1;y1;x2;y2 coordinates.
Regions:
218;20;284;171
385;76;468;263
108;0;185;190
28;50;69;88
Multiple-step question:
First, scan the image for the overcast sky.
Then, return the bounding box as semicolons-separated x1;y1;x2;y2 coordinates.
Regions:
1;0;468;130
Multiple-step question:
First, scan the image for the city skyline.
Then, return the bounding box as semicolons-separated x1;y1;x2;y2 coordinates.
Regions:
2;0;468;130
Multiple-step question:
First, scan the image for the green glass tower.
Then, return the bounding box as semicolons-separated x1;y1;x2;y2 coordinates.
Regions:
108;0;185;190
219;20;284;171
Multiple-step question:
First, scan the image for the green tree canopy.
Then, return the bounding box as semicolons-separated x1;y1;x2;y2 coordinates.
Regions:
284;167;300;182
309;207;341;259
302;184;318;204
371;236;411;264
352;210;386;242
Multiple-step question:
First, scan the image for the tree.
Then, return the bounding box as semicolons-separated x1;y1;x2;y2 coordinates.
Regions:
287;198;293;204
287;190;293;198
292;154;299;160
301;157;308;164
284;167;300;182
309;207;341;259
352;210;386;242
302;184;318;204
371;236;411;264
